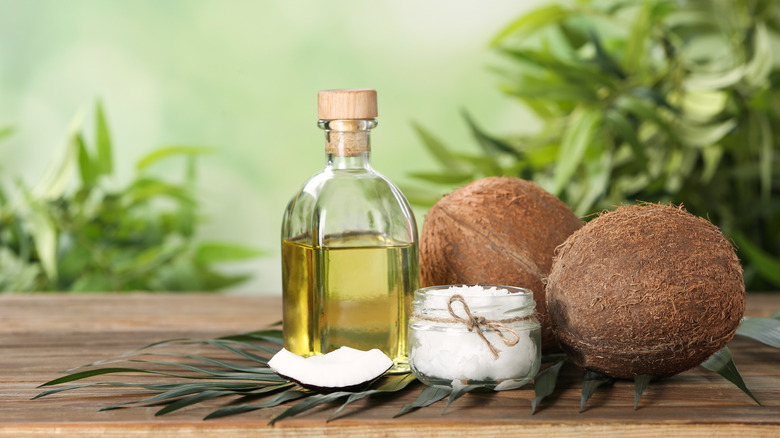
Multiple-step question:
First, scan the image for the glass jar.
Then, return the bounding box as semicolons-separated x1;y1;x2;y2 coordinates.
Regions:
409;285;541;390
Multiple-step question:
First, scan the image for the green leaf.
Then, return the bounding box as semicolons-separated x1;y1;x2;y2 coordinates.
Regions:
269;392;351;425
395;385;450;417
136;145;215;171
411;122;467;172
95;100;113;175
328;373;417;421
700;346;760;404
552;107;602;195
624;1;653;74
685;65;745;91
736;317;780;348
463;111;522;158
743;22;772;89
194;243;266;265
754;112;773;201
36;110;83;200
406;171;473;185
156;390;245;416
442;383;480;414
397;184;444;207
0;125;14;140
604;109;648;174
491;4;569;46
732;231;780;287
633;375;652;410
204;390;309;420
580;370;614;413
588;30;626;80
76;133;99;187
27;207;58;282
39;367;185;387
531;356;567;414
675;118;737;148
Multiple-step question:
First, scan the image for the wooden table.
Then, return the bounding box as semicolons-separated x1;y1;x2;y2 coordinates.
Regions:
1;293;779;437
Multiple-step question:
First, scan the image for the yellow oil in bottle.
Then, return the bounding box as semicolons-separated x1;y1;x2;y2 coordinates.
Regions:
282;232;418;371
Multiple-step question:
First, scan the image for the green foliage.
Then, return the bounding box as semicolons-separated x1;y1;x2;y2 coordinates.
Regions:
0;103;264;292
410;0;780;291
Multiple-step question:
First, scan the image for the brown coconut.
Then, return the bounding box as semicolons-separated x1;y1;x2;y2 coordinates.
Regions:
546;204;746;379
419;176;583;350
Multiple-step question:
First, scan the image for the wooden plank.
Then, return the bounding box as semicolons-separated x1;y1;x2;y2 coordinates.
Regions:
1;293;779;437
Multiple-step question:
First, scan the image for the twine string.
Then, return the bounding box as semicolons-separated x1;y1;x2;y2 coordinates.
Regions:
446;294;520;360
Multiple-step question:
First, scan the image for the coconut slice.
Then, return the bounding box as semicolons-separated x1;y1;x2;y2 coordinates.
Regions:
268;347;393;392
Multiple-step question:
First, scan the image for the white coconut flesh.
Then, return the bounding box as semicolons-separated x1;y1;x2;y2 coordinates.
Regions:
268;347;393;390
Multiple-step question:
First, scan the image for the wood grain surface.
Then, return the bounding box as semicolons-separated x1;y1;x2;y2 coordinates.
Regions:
1;293;779;437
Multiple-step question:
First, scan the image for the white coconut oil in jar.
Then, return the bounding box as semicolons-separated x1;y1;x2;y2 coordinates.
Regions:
409;285;541;390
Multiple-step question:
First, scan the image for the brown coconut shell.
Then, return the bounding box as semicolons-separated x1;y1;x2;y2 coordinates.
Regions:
545;204;746;379
419;176;583;350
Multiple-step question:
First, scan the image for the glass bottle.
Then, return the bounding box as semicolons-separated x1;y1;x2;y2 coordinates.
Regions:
281;89;419;371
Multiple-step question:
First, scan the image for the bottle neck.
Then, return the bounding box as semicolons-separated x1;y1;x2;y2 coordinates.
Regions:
319;119;377;170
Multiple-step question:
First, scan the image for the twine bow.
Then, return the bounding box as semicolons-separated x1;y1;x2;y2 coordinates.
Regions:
447;294;520;360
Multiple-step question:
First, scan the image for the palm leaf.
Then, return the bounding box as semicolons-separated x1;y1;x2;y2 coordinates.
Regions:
700;347;760;405
394;385;451;418
633;375;652;410
580;370;615;413
531;355;567;414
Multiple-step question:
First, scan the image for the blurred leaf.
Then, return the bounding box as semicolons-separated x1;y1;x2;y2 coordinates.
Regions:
553;107;602;195
407;171;473;185
531;356;566;414
604;109;648;174
700;347;760;404
491;4;570;46
633;375;652;410
743;22;772;89
736;316;780;348
397;184;443;207
625;1;653;74
588;30;626;80
675;118;737;148
700;146;724;183
575;143;613;215
463;111;521;158
76;133;98;187
732;231;780;286
36;110;84;200
136;145;215;171
412;123;468;172
0;125;14;140
507;75;598;101
124;177;196;206
95;100;113;175
195;243;265;265
754;112;773;201
685;66;745;90
580;370;614;413
27;207;58;282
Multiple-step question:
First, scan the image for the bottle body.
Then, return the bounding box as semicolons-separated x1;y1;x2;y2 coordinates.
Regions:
281;117;419;371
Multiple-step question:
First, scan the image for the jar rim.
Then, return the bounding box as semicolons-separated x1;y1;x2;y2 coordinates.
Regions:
416;284;533;295
413;284;536;315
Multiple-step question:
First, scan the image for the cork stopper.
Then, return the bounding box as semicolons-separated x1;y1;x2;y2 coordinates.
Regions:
318;89;378;120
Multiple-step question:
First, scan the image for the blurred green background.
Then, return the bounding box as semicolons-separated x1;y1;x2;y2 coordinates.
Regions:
0;0;544;294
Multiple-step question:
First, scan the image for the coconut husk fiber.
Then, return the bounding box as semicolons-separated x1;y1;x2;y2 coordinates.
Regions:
419;176;583;351
546;203;746;379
